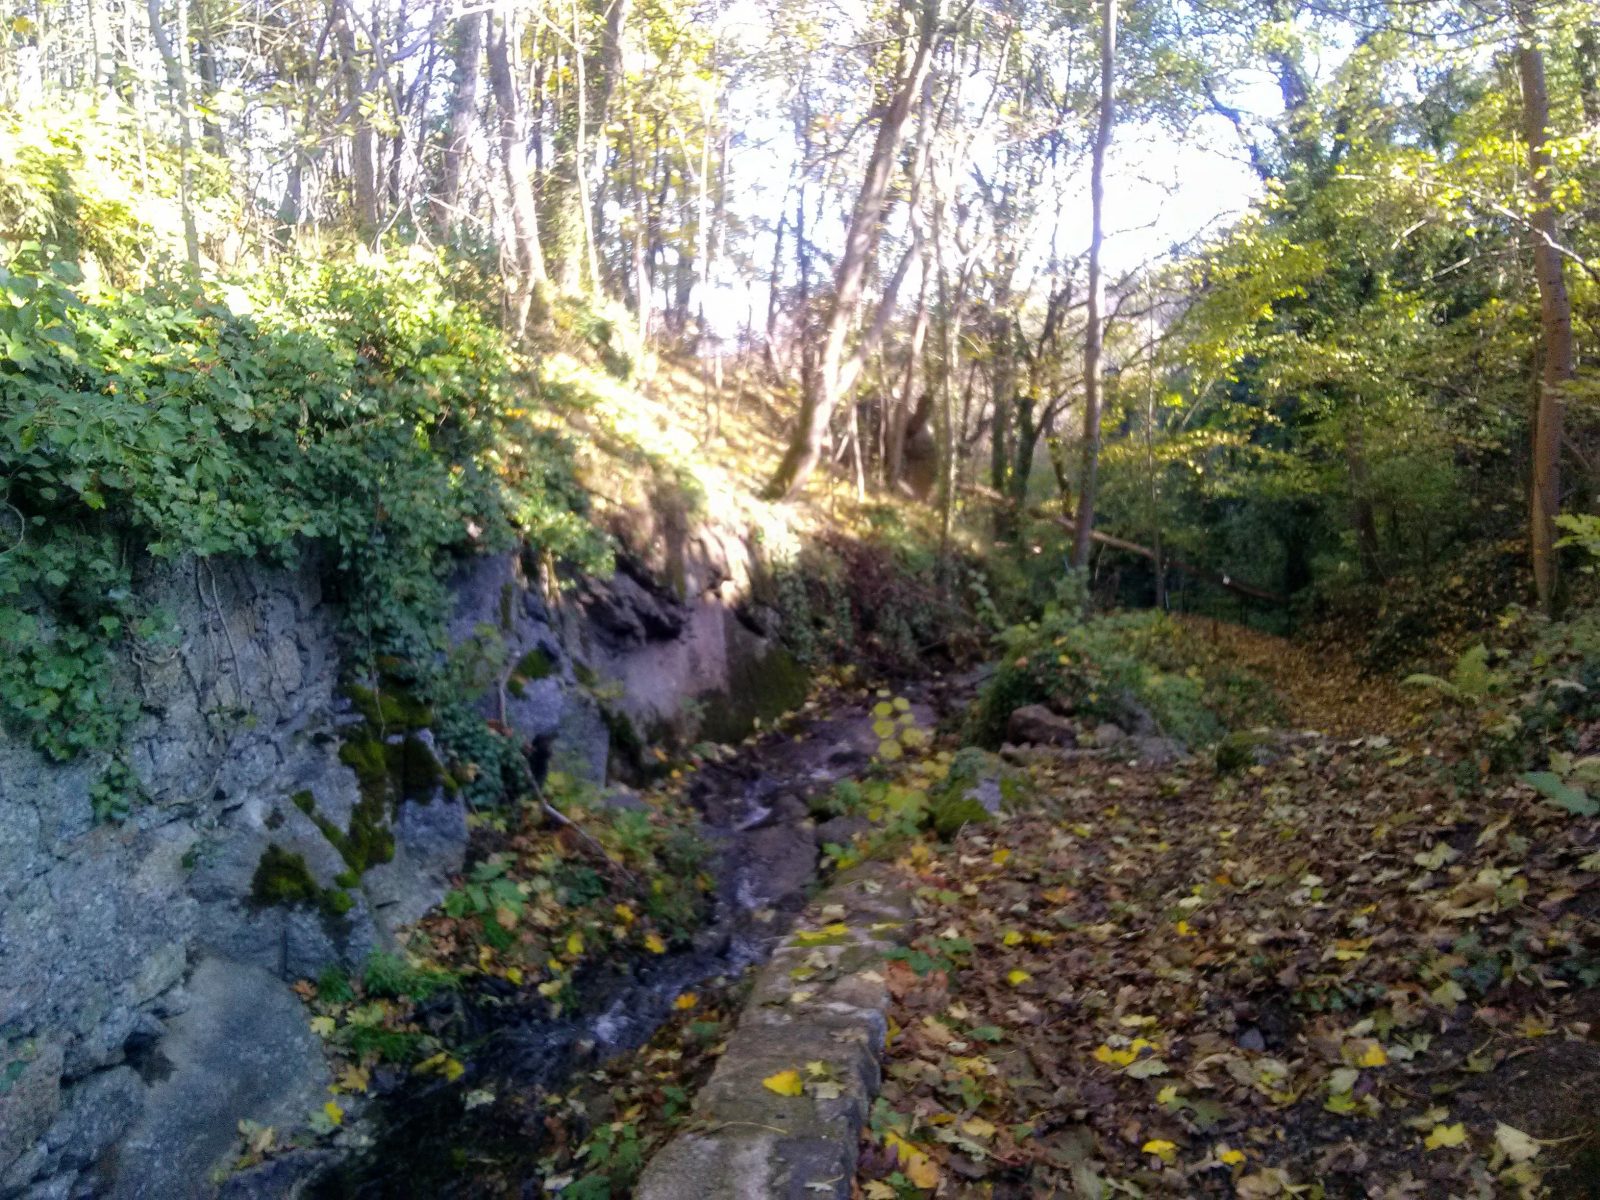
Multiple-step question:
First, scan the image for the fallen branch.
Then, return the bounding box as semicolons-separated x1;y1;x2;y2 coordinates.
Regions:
514;752;640;887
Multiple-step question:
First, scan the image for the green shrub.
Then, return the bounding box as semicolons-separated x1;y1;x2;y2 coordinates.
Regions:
969;601;1262;748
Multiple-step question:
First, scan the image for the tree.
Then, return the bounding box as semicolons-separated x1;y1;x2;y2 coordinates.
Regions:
764;0;943;501
1514;0;1575;613
1071;0;1117;568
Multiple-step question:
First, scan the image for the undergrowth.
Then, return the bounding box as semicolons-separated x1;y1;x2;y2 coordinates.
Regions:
969;582;1282;749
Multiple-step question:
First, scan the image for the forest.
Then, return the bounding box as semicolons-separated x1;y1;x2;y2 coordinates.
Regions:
1;0;1599;1195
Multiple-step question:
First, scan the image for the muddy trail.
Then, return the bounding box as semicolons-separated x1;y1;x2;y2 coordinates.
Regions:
293;674;975;1199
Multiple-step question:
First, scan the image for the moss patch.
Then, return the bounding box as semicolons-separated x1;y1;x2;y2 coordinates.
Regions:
250;843;352;917
343;683;435;733
507;647;555;698
697;638;810;746
252;844;321;906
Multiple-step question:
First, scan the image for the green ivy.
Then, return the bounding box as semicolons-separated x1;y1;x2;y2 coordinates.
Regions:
0;247;611;806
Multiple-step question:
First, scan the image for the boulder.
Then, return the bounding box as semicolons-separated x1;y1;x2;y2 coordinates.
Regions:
1005;705;1079;747
107;957;331;1200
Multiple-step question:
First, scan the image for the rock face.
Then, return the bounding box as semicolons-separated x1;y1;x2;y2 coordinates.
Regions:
1;514;802;1198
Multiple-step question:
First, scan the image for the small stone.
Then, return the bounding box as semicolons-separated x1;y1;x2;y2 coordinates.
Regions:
1006;705;1079;747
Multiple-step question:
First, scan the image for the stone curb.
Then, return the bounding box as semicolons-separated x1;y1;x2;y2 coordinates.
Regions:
635;862;913;1200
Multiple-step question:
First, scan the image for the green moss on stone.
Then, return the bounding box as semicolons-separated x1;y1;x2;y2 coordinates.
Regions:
339;735;389;790
507;647;555;697
251;844;322;907
698;642;810;746
342;683;435;733
1216;730;1274;774
292;790;316;814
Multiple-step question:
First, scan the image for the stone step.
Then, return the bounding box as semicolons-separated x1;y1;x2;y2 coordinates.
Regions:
635;862;913;1200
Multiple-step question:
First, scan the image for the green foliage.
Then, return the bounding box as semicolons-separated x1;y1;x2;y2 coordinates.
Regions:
1403;644;1505;705
0;238;610;810
361;950;459;1001
970;604;1245;748
89;758;144;823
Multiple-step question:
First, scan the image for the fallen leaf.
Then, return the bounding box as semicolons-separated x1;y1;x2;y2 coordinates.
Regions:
1424;1122;1468;1150
1142;1138;1179;1164
762;1069;805;1096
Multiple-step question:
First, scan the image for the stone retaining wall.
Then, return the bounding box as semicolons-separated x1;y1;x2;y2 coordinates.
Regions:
636;862;912;1200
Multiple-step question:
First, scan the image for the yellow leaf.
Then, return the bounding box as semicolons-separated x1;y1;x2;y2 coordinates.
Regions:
565;931;584;957
1142;1138;1179;1164
885;1131;939;1189
1424;1123;1468;1150
644;933;667;954
309;1016;336;1038
322;1100;344;1127
336;1064;370;1094
613;903;635;923
1176;919;1196;937
961;1117;997;1138
504;967;523;986
1093;1043;1139;1067
415;1052;466;1082
1006;969;1031;986
1156;1085;1181;1105
1357;1042;1389;1068
992;848;1011;866
1002;930;1024;947
1219;1147;1247;1166
674;992;698;1010
762;1069;805;1097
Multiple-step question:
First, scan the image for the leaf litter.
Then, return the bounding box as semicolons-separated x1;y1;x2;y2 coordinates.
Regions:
855;635;1600;1199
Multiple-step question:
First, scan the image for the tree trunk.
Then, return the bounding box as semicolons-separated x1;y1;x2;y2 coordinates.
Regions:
887;278;930;488
1345;416;1384;582
434;11;484;236
145;0;200;267
764;0;940;501
1071;0;1117;568
1515;0;1575;613
487;11;548;334
588;0;631;279
88;0;116;91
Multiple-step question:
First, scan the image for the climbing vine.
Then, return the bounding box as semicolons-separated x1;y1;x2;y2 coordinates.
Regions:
0;247;611;788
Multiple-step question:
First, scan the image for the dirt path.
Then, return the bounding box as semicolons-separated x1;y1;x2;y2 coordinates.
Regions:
853;639;1600;1198
1174;614;1418;737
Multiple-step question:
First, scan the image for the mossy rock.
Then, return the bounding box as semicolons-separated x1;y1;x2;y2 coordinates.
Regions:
342;683;435;733
250;843;352;917
929;792;993;840
926;747;1006;839
507;647;555;698
251;844;322;907
1215;730;1278;774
